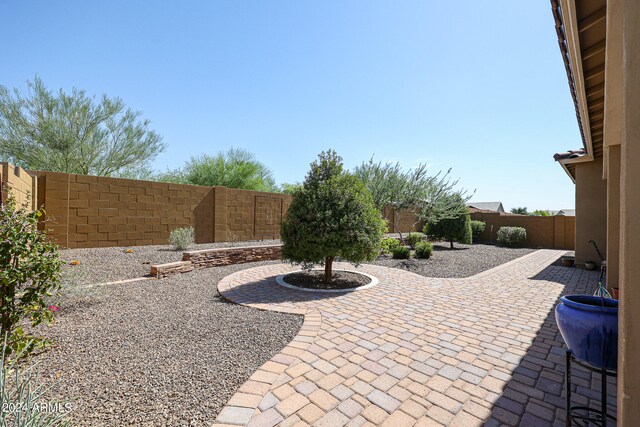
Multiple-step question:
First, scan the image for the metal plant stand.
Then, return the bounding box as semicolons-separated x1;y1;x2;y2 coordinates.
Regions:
565;350;617;426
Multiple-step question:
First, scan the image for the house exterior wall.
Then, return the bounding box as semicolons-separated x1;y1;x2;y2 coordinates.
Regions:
606;145;621;289
618;0;640;422
574;160;608;266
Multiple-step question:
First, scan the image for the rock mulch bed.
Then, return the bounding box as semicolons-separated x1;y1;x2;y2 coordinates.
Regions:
372;242;535;278
36;261;301;427
60;239;281;285
282;270;371;290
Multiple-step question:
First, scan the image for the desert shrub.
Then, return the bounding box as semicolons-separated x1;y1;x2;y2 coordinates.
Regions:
281;150;387;284
470;220;486;242
169;226;195;250
414;241;433;259
405;232;424;249
0;336;71;425
0;188;62;360
380;237;402;254
391;246;410;259
497;226;527;247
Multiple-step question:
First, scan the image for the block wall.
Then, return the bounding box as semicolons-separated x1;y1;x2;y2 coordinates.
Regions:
223;188;291;242
470;211;575;250
382;206;424;233
38;172;214;248
0;162;37;209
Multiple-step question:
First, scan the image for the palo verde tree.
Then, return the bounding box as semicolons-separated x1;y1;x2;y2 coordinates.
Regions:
0;187;62;360
156;148;278;192
281;150;386;284
354;158;472;240
425;193;472;248
0;77;165;176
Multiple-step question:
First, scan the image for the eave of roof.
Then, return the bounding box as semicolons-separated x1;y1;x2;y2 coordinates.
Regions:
551;0;587;152
550;0;606;182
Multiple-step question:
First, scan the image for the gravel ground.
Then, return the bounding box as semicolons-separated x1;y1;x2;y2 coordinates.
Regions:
59;239;281;286
34;261;301;426
372;242;535;278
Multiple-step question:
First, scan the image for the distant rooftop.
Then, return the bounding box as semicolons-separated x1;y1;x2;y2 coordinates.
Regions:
466;202;505;213
549;209;576;216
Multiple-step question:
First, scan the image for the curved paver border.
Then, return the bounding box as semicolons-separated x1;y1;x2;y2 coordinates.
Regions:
216;271;323;426
275;269;380;293
213;250;580;426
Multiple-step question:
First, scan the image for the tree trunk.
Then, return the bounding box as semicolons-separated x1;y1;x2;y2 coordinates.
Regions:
324;256;334;284
450;240;454;249
394;211;403;242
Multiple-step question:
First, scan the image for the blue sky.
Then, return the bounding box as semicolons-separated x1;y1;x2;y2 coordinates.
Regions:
0;1;579;211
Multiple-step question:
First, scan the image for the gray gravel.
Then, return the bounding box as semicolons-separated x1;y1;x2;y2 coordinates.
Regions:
59;239;281;286
35;261;301;427
372;242;535;278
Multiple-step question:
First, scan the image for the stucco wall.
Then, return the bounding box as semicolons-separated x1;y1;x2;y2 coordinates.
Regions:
606;146;621;289
618;0;640;422
574;160;608;266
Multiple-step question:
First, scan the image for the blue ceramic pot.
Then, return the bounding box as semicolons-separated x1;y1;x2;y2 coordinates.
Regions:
555;295;618;370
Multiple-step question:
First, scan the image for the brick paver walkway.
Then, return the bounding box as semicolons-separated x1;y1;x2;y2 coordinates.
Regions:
213;250;616;426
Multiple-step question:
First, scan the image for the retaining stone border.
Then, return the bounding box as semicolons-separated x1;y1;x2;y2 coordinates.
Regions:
149;244;282;278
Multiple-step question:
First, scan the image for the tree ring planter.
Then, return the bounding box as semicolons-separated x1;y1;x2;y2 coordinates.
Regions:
555;295;618;370
276;269;379;293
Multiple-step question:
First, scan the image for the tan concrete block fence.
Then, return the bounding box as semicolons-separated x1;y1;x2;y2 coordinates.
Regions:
471;211;575;250
0;163;574;250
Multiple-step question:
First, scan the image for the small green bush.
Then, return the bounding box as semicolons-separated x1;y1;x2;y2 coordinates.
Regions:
414;241;433;259
496;226;527;248
169;226;195;250
405;232;424;249
391;246;410;259
380;237;402;254
0;188;62;360
470;220;486;242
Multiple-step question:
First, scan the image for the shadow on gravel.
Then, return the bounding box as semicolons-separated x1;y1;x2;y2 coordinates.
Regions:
486;262;616;425
432;246;469;251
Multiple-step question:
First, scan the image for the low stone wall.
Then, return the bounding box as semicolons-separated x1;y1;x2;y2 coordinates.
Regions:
150;245;282;278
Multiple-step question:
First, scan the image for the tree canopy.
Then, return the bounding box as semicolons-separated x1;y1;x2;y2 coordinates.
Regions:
510;207;529;215
0;77;165;176
281;150;386;283
426;194;472;248
532;209;550;216
354;158;471;238
156;148;278;191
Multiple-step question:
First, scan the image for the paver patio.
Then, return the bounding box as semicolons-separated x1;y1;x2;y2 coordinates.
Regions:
214;250;616;426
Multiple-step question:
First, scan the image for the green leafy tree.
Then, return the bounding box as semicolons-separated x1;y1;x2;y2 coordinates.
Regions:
0;188;62;360
354;158;471;240
0;77;165;176
425;194;472;248
510;207;529;215
157;148;278;191
281;150;386;284
279;182;302;195
532;209;550;216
